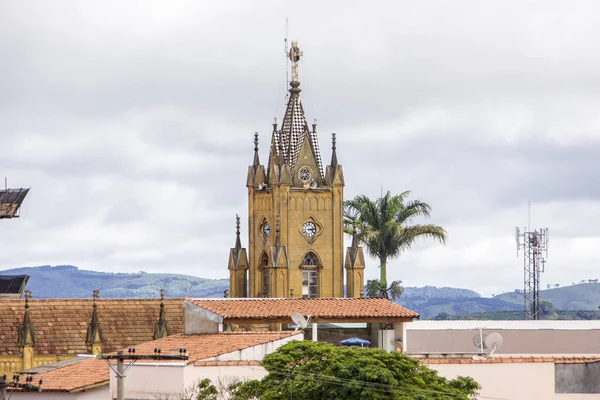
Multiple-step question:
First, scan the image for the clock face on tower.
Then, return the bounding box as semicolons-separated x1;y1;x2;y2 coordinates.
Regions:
263;221;271;237
302;221;316;238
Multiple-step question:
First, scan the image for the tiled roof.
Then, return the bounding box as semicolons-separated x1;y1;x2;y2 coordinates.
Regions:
420;356;600;365
0;298;184;355
28;332;298;392
128;331;301;363
33;358;109;392
187;298;419;321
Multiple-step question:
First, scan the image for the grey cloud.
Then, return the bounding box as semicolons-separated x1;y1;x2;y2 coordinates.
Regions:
1;0;600;293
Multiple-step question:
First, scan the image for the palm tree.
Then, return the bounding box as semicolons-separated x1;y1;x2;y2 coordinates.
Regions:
344;191;447;299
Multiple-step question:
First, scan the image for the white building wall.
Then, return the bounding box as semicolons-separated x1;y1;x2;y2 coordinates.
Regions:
183;365;268;394
110;364;185;399
429;362;600;400
9;389;107;400
112;334;303;399
200;334;303;362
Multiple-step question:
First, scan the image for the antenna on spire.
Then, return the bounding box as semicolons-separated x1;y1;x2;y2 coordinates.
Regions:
284;17;290;104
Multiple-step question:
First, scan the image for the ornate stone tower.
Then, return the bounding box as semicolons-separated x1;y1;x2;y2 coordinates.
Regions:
231;41;346;299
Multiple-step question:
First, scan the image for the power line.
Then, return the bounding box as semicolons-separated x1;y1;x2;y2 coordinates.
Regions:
98;347;189;400
1;374;43;400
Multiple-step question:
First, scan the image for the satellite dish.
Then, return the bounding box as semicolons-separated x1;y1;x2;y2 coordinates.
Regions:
309;181;317;189
485;332;504;355
291;312;308;331
472;333;487;350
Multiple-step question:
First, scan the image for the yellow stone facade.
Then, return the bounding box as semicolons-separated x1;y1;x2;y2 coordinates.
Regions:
229;42;363;299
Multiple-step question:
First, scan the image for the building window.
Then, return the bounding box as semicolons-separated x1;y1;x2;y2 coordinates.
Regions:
302;270;317;298
263;268;270;297
302;252;318;266
261;253;269;297
301;251;319;298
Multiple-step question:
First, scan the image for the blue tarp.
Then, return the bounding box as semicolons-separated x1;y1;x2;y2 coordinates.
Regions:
339;337;371;347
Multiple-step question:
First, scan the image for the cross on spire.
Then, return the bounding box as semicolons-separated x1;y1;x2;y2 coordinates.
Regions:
288;41;303;83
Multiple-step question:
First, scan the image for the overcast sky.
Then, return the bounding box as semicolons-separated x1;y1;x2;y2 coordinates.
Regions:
1;1;599;296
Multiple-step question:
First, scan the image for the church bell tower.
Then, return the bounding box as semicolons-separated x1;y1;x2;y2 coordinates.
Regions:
229;41;348;298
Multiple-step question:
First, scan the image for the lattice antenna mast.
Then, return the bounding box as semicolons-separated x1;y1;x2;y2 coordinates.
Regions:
516;226;549;320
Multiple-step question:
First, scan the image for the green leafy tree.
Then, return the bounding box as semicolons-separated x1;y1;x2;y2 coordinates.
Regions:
345;191;447;298
181;379;218;400
229;341;479;400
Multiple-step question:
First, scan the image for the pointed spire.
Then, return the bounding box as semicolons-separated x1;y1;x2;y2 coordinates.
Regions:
269;41;324;178
331;133;338;168
154;289;169;340
18;290;35;346
253;132;260;167
235;214;242;249
86;289;103;353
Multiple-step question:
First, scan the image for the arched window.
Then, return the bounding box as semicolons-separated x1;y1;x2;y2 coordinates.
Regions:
301;251;319;298
302;252;318;266
261;253;270;297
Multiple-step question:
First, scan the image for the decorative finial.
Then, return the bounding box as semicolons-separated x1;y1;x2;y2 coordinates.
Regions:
253;133;259;152
290;288;294;298
288;41;303;83
93;288;99;300
160;289;165;301
24;290;32;308
276;214;281;233
224;289;229;298
332;133;337;151
236;214;241;235
313;119;317;133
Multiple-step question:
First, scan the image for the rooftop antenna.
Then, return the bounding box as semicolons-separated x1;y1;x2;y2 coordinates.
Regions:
516;203;549;320
472;328;487;355
290;312;311;331
471;330;504;360
485;332;504;356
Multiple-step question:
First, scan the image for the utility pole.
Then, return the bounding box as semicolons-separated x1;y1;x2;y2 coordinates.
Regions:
98;347;188;400
1;374;43;400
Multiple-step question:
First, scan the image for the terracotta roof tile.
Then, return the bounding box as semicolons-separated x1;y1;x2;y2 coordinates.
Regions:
187;298;418;321
0;299;184;355
127;331;301;363
419;356;600;365
27;332;298;391
34;358;109;392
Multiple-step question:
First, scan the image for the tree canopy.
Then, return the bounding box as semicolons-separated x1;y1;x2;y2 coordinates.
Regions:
229;341;479;400
344;191;446;298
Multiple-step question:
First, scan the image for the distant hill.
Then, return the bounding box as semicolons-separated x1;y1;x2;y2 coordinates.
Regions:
394;286;521;319
494;283;600;311
0;265;229;298
2;266;599;320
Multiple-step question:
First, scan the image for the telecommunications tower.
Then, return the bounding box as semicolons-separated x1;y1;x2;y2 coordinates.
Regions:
516;226;549;320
